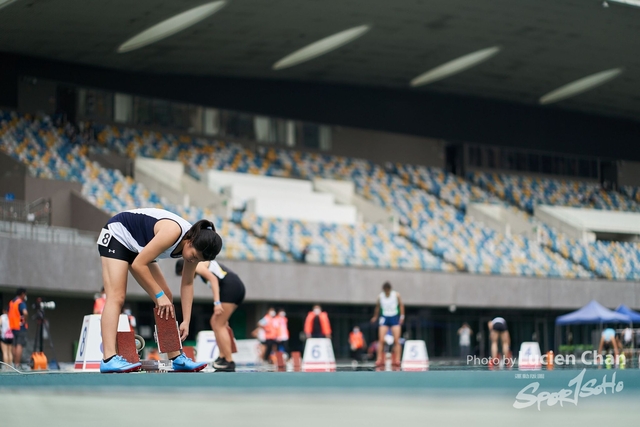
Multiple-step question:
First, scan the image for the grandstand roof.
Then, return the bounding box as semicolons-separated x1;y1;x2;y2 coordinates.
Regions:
0;0;639;122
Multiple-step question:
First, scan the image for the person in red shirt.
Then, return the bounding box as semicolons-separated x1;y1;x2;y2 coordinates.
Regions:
258;308;278;361
93;287;106;315
304;305;331;339
275;308;289;356
349;326;366;365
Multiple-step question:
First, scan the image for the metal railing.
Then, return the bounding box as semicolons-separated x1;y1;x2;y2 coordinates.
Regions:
0;198;52;225
0;220;97;246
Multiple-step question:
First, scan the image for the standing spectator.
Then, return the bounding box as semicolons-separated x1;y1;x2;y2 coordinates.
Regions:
93;287;106;315
622;326;633;361
304;304;332;339
349;325;366;364
258;307;277;361
0;307;14;368
299;245;310;263
275;308;289;356
9;288;28;369
458;322;473;359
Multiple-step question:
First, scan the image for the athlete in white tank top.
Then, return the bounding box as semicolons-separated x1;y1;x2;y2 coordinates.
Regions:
371;282;405;368
379;291;399;317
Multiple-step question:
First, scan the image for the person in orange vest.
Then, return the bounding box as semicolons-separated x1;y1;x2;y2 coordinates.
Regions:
8;288;28;369
93;287;106;315
304;304;331;339
275;308;289;356
258;307;278;361
349;325;366;364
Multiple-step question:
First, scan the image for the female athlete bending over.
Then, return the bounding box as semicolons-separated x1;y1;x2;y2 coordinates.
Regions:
176;259;245;372
97;208;222;373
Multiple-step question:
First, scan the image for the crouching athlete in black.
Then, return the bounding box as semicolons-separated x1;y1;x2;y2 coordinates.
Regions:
176;259;245;372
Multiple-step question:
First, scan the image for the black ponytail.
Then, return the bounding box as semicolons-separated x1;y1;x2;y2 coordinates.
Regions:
175;259;184;275
183;219;223;261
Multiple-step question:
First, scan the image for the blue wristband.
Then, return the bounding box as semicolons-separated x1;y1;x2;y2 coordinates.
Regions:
214;301;221;306
155;290;165;299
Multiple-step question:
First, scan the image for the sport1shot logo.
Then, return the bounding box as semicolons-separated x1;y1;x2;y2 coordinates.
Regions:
513;369;624;411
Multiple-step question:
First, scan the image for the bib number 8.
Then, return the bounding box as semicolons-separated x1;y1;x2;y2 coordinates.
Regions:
97;229;112;247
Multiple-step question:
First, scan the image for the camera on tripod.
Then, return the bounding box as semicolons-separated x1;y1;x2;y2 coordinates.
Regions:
38;298;56;310
33;298;56;311
30;297;59;370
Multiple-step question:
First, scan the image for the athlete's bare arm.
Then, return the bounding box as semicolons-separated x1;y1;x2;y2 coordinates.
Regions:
195;262;224;317
397;293;405;325
178;259;199;340
371;298;380;323
131;219;182;320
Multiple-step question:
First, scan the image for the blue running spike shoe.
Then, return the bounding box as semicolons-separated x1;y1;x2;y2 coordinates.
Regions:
100;355;142;373
171;353;207;372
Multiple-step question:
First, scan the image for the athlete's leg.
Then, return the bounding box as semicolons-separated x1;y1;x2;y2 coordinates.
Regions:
490;329;499;359
501;330;511;356
377;325;389;364
13;341;22;368
211;303;237;361
1;341;12;366
130;263;180;359
11;338;20;367
391;325;402;363
101;257;129;359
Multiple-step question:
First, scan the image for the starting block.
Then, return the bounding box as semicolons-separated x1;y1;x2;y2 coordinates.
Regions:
291;351;302;372
518;342;542;370
302;338;336;372
75;306;186;372
401;340;429;371
75;314;133;371
153;306;182;354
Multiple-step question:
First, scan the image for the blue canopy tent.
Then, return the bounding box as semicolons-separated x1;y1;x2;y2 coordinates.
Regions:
555;300;631;351
556;300;631;325
615;305;640;323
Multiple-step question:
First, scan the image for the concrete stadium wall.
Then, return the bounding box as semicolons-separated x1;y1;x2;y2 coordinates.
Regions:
87;152;133;177
70;190;110;232
0;152;27;200
332;127;445;168
2;236;640;311
17;78;57;116
25;177;81;228
618;160;640;187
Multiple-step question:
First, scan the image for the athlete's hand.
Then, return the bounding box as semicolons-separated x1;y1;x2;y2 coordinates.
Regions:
214;304;224;317
370;317;377;323
156;295;174;320
179;321;190;341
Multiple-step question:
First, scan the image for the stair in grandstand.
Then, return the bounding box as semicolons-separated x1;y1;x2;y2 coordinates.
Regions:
231;213;297;262
399;229;465;273
540;237;607;280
